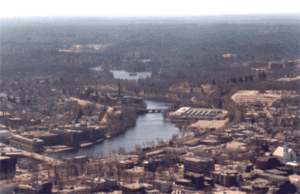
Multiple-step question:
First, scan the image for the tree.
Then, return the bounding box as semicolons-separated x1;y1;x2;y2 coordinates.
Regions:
134;144;141;152
96;150;105;158
171;133;179;141
212;79;216;85
117;146;126;155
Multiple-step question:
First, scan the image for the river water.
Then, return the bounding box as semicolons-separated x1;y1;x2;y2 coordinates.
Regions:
47;100;187;159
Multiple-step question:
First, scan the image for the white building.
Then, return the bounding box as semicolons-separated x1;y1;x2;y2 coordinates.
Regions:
273;141;298;163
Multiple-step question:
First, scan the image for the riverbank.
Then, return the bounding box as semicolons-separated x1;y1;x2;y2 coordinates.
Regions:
44;139;105;154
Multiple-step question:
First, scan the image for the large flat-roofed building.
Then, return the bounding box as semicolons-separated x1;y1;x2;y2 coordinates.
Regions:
22;132;61;146
53;185;91;194
268;61;284;70
169;107;227;121
10;134;44;153
50;128;83;147
73;124;106;142
120;183;146;194
184;157;214;176
8;117;24;128
152;180;172;193
211;170;241;187
0;156;17;178
285;61;294;69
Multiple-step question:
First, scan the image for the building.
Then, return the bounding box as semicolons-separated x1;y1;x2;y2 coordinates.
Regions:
183;172;205;189
85;178;106;193
121;183;152;194
15;181;52;194
54;185;91;194
8;117;24;128
169;107;227;121
273;141;298;163
152;180;172;193
0;130;11;144
10;134;44;153
184;157;214;176
255;156;281;170
0;156;17;179
22;132;61;146
257;172;288;185
210;170;241;187
73;124;106;142
118;160;134;169
284;61;294;69
268;61;284;70
50;128;84;147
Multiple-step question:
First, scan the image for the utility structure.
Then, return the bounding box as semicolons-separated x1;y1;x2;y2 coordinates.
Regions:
118;81;121;96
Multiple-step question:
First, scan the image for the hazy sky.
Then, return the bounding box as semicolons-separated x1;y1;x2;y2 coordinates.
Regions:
1;0;299;18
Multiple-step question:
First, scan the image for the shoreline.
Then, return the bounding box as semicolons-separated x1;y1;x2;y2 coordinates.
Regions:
45;139;105;155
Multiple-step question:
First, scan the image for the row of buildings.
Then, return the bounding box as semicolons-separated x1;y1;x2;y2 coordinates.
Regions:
7;124;107;153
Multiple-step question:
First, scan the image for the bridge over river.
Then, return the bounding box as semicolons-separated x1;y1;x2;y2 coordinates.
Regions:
138;108;167;114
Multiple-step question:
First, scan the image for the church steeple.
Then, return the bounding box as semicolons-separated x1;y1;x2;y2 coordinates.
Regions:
284;133;288;154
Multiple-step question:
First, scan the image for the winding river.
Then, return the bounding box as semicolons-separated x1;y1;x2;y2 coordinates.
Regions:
47;100;188;159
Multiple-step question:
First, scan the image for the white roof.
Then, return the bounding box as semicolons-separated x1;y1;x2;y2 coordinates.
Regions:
273;146;294;157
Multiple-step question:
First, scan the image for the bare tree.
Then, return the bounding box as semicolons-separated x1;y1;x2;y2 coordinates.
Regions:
134;143;141;152
117;146;126;155
112;149;117;156
96;150;105;158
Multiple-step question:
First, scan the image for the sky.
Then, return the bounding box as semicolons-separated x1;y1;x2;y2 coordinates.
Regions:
0;0;299;18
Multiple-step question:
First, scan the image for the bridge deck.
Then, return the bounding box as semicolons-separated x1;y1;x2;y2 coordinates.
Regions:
21;150;64;165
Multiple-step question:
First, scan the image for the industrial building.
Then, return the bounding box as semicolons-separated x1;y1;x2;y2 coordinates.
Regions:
50;128;84;147
10;134;44;153
73;124;106;142
21;131;61;146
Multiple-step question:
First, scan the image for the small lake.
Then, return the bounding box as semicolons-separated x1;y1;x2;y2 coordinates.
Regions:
47;100;190;159
110;70;152;80
90;66;152;80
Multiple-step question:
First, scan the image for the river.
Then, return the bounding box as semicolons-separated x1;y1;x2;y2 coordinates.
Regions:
47;100;189;160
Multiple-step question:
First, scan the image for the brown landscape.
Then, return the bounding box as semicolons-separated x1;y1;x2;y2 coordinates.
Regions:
0;13;300;194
